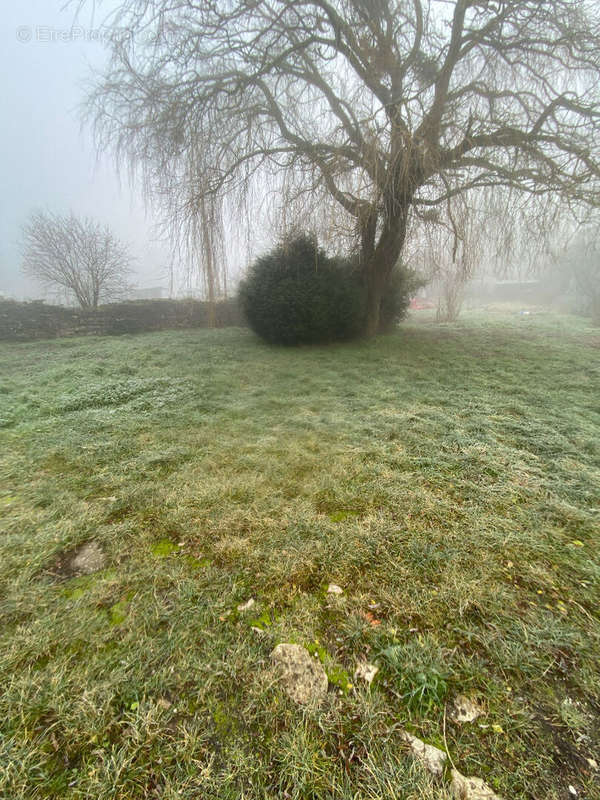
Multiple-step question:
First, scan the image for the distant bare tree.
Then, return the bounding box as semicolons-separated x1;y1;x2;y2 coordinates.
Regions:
22;211;132;309
422;198;483;322
561;227;600;323
86;0;600;335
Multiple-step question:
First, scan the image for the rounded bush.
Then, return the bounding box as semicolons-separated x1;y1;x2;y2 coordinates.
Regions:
239;234;364;345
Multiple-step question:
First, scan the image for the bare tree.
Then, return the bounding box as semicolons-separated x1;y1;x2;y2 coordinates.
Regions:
86;0;600;335
417;198;483;321
22;211;132;309
560;226;600;322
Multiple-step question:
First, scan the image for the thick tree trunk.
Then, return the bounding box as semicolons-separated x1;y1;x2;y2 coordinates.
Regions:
364;270;386;337
362;208;410;337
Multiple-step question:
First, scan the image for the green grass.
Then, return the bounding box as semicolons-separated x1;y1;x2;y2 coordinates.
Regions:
0;310;599;799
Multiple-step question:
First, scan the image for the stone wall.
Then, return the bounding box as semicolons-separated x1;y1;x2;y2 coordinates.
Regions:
0;298;245;342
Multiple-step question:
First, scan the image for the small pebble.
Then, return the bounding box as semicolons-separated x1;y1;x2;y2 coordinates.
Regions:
354;662;379;685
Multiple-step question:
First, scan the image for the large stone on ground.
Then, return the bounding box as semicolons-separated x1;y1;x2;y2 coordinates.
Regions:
270;643;328;705
450;769;503;799
402;731;447;777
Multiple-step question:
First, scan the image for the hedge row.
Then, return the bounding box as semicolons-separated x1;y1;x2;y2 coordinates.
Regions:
0;298;245;342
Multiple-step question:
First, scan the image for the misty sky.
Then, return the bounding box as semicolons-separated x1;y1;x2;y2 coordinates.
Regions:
0;1;172;298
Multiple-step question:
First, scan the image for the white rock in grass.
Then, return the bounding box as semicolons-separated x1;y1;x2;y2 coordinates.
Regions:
402;731;447;777
449;694;485;724
354;662;379;685
450;769;503;800
270;643;328;705
71;541;106;575
237;598;255;612
327;583;344;595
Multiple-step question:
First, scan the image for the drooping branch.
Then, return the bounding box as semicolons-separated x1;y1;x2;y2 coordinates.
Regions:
84;0;600;328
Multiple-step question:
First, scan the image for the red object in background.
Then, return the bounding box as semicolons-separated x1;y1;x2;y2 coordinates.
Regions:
410;298;436;310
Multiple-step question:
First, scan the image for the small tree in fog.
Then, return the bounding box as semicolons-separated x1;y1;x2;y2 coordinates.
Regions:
563;229;600;323
429;200;482;322
22;211;132;309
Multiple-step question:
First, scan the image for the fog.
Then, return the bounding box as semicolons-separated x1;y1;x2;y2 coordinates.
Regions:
0;1;171;299
1;4;599;797
1;0;598;318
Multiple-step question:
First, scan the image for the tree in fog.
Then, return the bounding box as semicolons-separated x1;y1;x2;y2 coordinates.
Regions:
22;211;132;309
561;228;600;322
88;0;600;335
416;197;483;322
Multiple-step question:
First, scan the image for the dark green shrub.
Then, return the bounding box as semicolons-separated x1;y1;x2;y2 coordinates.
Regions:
239;233;425;343
239;234;364;345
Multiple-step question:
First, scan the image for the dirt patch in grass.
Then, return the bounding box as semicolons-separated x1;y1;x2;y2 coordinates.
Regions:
533;707;600;797
47;540;107;581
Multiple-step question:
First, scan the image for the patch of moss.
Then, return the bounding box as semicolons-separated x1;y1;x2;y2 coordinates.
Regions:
151;538;179;558
108;594;134;626
328;509;361;523
306;641;328;663
248;609;277;630
326;664;353;694
62;574;98;600
185;555;211;569
306;641;352;693
211;701;239;738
